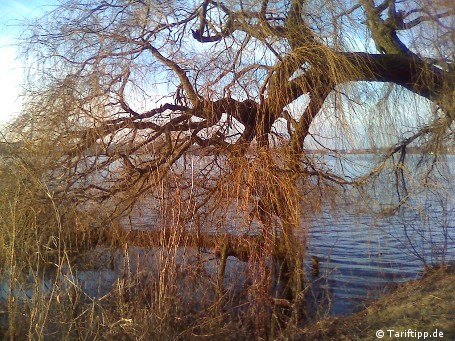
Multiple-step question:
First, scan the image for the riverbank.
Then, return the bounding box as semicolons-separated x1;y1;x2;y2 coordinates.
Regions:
299;264;455;340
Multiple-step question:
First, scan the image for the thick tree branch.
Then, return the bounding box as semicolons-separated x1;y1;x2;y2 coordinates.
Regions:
361;0;413;55
343;53;450;99
284;52;452;151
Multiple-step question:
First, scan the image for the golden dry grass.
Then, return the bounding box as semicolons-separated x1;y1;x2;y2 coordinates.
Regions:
299;265;455;340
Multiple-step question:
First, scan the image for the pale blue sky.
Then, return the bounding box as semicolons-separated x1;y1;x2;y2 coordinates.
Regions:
0;1;436;150
0;1;58;124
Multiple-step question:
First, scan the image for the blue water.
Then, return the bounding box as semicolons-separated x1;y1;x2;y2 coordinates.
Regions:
117;153;454;314
302;153;455;314
2;154;453;317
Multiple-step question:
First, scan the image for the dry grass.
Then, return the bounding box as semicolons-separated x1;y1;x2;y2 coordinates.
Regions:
0;143;314;340
1;132;453;341
298;265;455;340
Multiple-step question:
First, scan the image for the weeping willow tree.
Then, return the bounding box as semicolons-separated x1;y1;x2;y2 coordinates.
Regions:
3;0;454;336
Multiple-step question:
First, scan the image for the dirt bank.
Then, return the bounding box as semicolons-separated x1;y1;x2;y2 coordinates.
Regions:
299;264;455;340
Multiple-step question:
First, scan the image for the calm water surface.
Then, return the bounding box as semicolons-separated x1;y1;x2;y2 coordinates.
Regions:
2;154;453;316
120;153;455;314
302;153;454;314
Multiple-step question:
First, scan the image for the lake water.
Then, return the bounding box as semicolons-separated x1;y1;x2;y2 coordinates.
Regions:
115;153;454;315
2;154;454;317
302;153;455;314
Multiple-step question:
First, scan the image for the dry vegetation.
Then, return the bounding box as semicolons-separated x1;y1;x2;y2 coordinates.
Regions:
299;265;455;340
1;0;454;339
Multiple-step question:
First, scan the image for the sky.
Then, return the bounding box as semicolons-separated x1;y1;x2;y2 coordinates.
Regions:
0;1;436;150
0;0;58;125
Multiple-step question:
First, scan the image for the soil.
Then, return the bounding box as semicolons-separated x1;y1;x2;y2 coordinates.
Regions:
298;264;455;340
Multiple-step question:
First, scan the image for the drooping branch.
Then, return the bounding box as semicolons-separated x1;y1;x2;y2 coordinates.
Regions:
291;85;332;156
350;117;452;187
283;51;452;153
398;8;455;30
19;0;454;191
